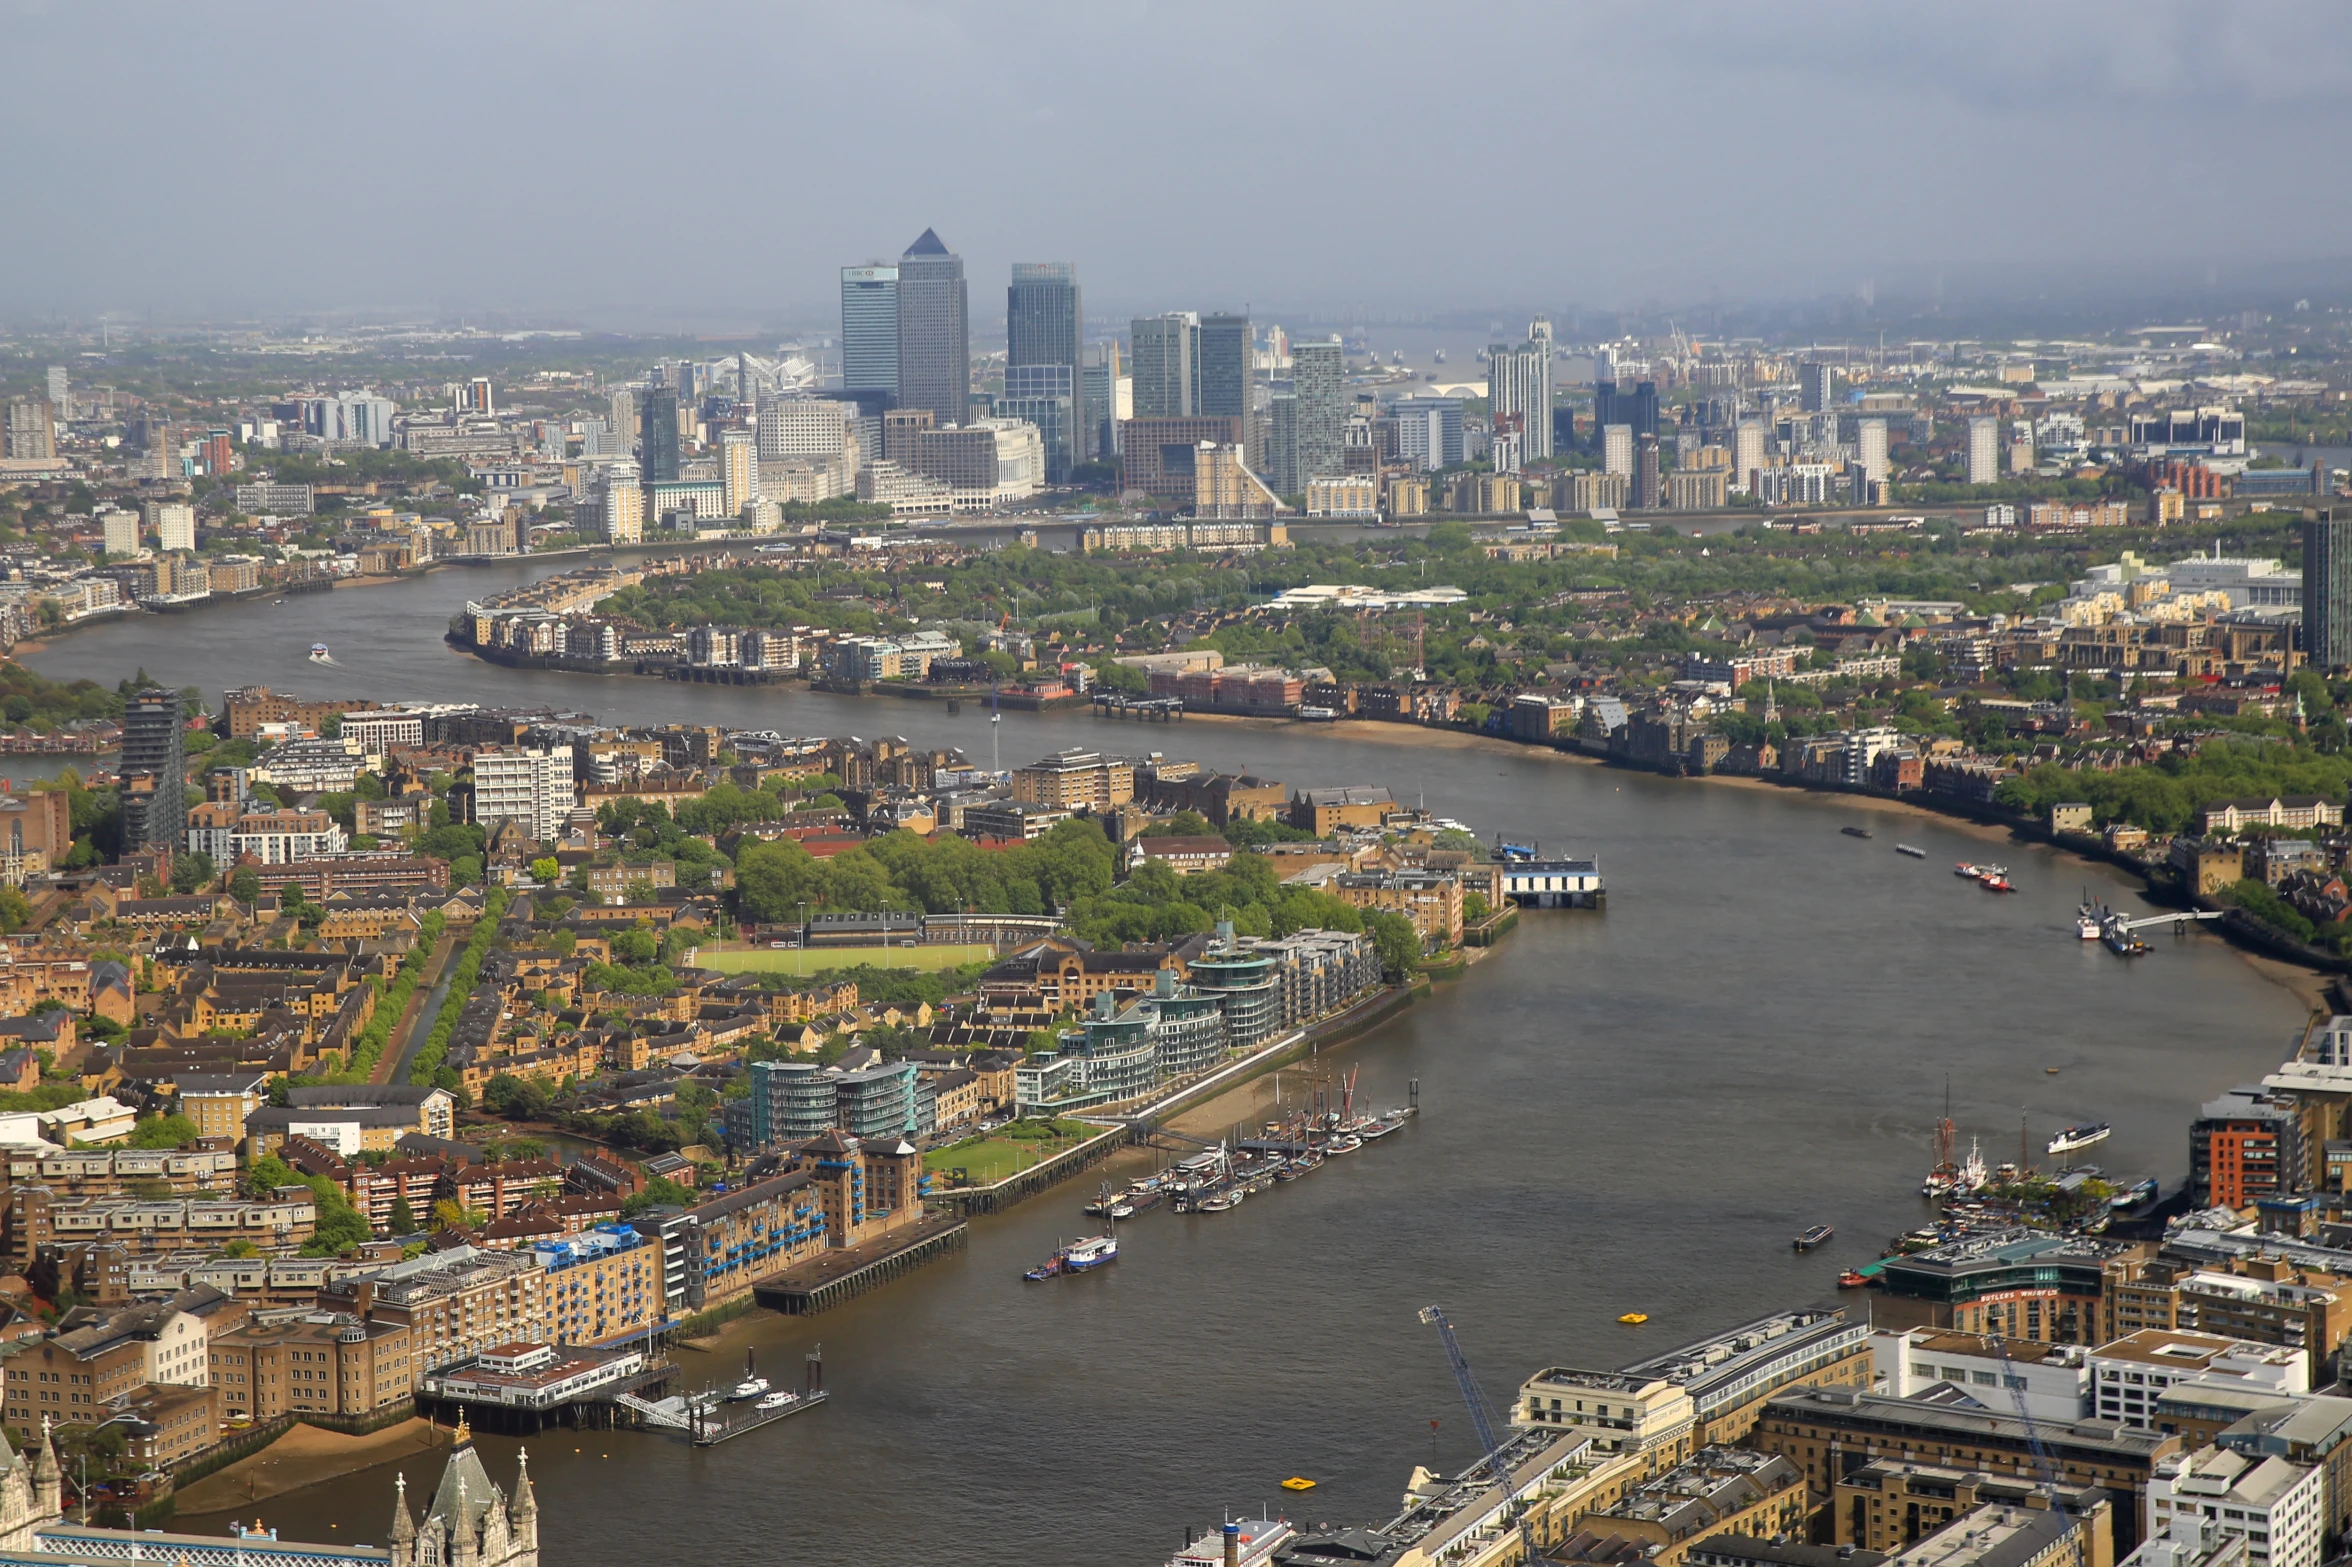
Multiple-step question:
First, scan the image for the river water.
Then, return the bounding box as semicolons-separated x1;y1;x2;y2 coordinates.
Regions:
18;563;2310;1566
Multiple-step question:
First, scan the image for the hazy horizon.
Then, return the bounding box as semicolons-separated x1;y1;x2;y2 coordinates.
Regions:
7;0;2349;326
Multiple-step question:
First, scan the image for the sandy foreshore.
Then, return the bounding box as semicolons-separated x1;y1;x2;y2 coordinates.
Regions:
173;1418;447;1515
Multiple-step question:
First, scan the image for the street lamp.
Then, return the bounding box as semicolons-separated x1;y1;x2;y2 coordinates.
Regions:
797;900;807;978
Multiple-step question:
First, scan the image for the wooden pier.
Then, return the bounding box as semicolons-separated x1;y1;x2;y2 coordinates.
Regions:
1091;693;1184;720
750;1212;969;1315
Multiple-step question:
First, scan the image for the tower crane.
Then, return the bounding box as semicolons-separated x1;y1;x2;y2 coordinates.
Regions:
1419;1306;1542;1565
1986;1334;2069;1512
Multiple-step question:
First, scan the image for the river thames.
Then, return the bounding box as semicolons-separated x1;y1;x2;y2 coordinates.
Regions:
19;562;2312;1566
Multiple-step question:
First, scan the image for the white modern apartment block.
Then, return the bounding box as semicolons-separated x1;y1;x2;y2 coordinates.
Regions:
471;747;573;842
1603;423;1634;479
1487;320;1553;461
1869;1327;2088;1425
2148;1445;2324;1567
99;509;140;557
337;709;429;760
1967;416;2000;486
1858;418;1889;484
146;501;196;554
2088;1329;2306;1431
227;810;348;864
1734;421;1768;494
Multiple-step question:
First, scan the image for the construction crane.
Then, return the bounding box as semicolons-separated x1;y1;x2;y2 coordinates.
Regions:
1986;1334;2069;1512
1419;1306;1542;1566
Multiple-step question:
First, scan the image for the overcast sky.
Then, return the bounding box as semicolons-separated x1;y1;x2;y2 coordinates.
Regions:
6;0;2349;328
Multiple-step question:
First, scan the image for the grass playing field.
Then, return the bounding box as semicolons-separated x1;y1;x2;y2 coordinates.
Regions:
693;943;995;974
924;1120;1104;1183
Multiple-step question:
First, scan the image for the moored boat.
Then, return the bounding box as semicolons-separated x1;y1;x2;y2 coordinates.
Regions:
1955;863;1984;879
1837;1269;1868;1288
1795;1224;1834;1251
1841;826;1873;839
1980;873;2016;893
1897;844;1926;858
1061;1235;1118;1271
2047;1122;2111;1156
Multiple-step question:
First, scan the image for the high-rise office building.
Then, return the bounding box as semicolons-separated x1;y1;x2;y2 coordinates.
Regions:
2305;512;2352;670
1734;421;1768;494
120;689;186;854
1007;263;1081;377
1858;419;1889;485
1630;381;1660;439
1129;314;1199;419
608;386;637;453
1291;338;1346;491
1799;361;1835;413
841;264;900;402
1634;434;1661;510
1487;319;1554;462
1603;424;1635;479
895;229;969;429
998;365;1078;485
639;382;681;482
1966;416;1999;486
1592;381;1619;449
1197;314;1258;468
146;501;196;553
1081;341;1124;462
720;430;758;516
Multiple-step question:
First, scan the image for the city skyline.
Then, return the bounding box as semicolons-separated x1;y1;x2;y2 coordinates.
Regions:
6;1;2352;321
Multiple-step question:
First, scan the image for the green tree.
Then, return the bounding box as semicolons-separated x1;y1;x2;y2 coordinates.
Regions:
387;1196;418;1236
229;866;260;905
1365;910;1422;977
530;856;560;884
127;1113;199;1149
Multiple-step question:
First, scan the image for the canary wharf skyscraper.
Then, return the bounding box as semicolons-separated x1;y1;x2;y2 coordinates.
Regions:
896;229;969;428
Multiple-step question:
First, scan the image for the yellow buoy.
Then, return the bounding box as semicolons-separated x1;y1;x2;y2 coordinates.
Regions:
1618;1312;1649;1324
1282;1477;1317;1492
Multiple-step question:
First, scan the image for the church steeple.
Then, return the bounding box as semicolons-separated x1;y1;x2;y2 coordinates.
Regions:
32;1419;60;1524
389;1473;416;1567
509;1449;537;1554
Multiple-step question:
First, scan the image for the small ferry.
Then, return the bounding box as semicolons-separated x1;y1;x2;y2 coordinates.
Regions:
1794;1224;1834;1251
1896;844;1926;858
2047;1122;2111;1156
1840;826;1873;839
1296;706;1339;722
1062;1235;1118;1271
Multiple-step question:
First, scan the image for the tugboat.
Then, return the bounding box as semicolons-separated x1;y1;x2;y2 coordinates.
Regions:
1837;1269;1868;1288
1794;1224;1835;1251
1979;871;2017;893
